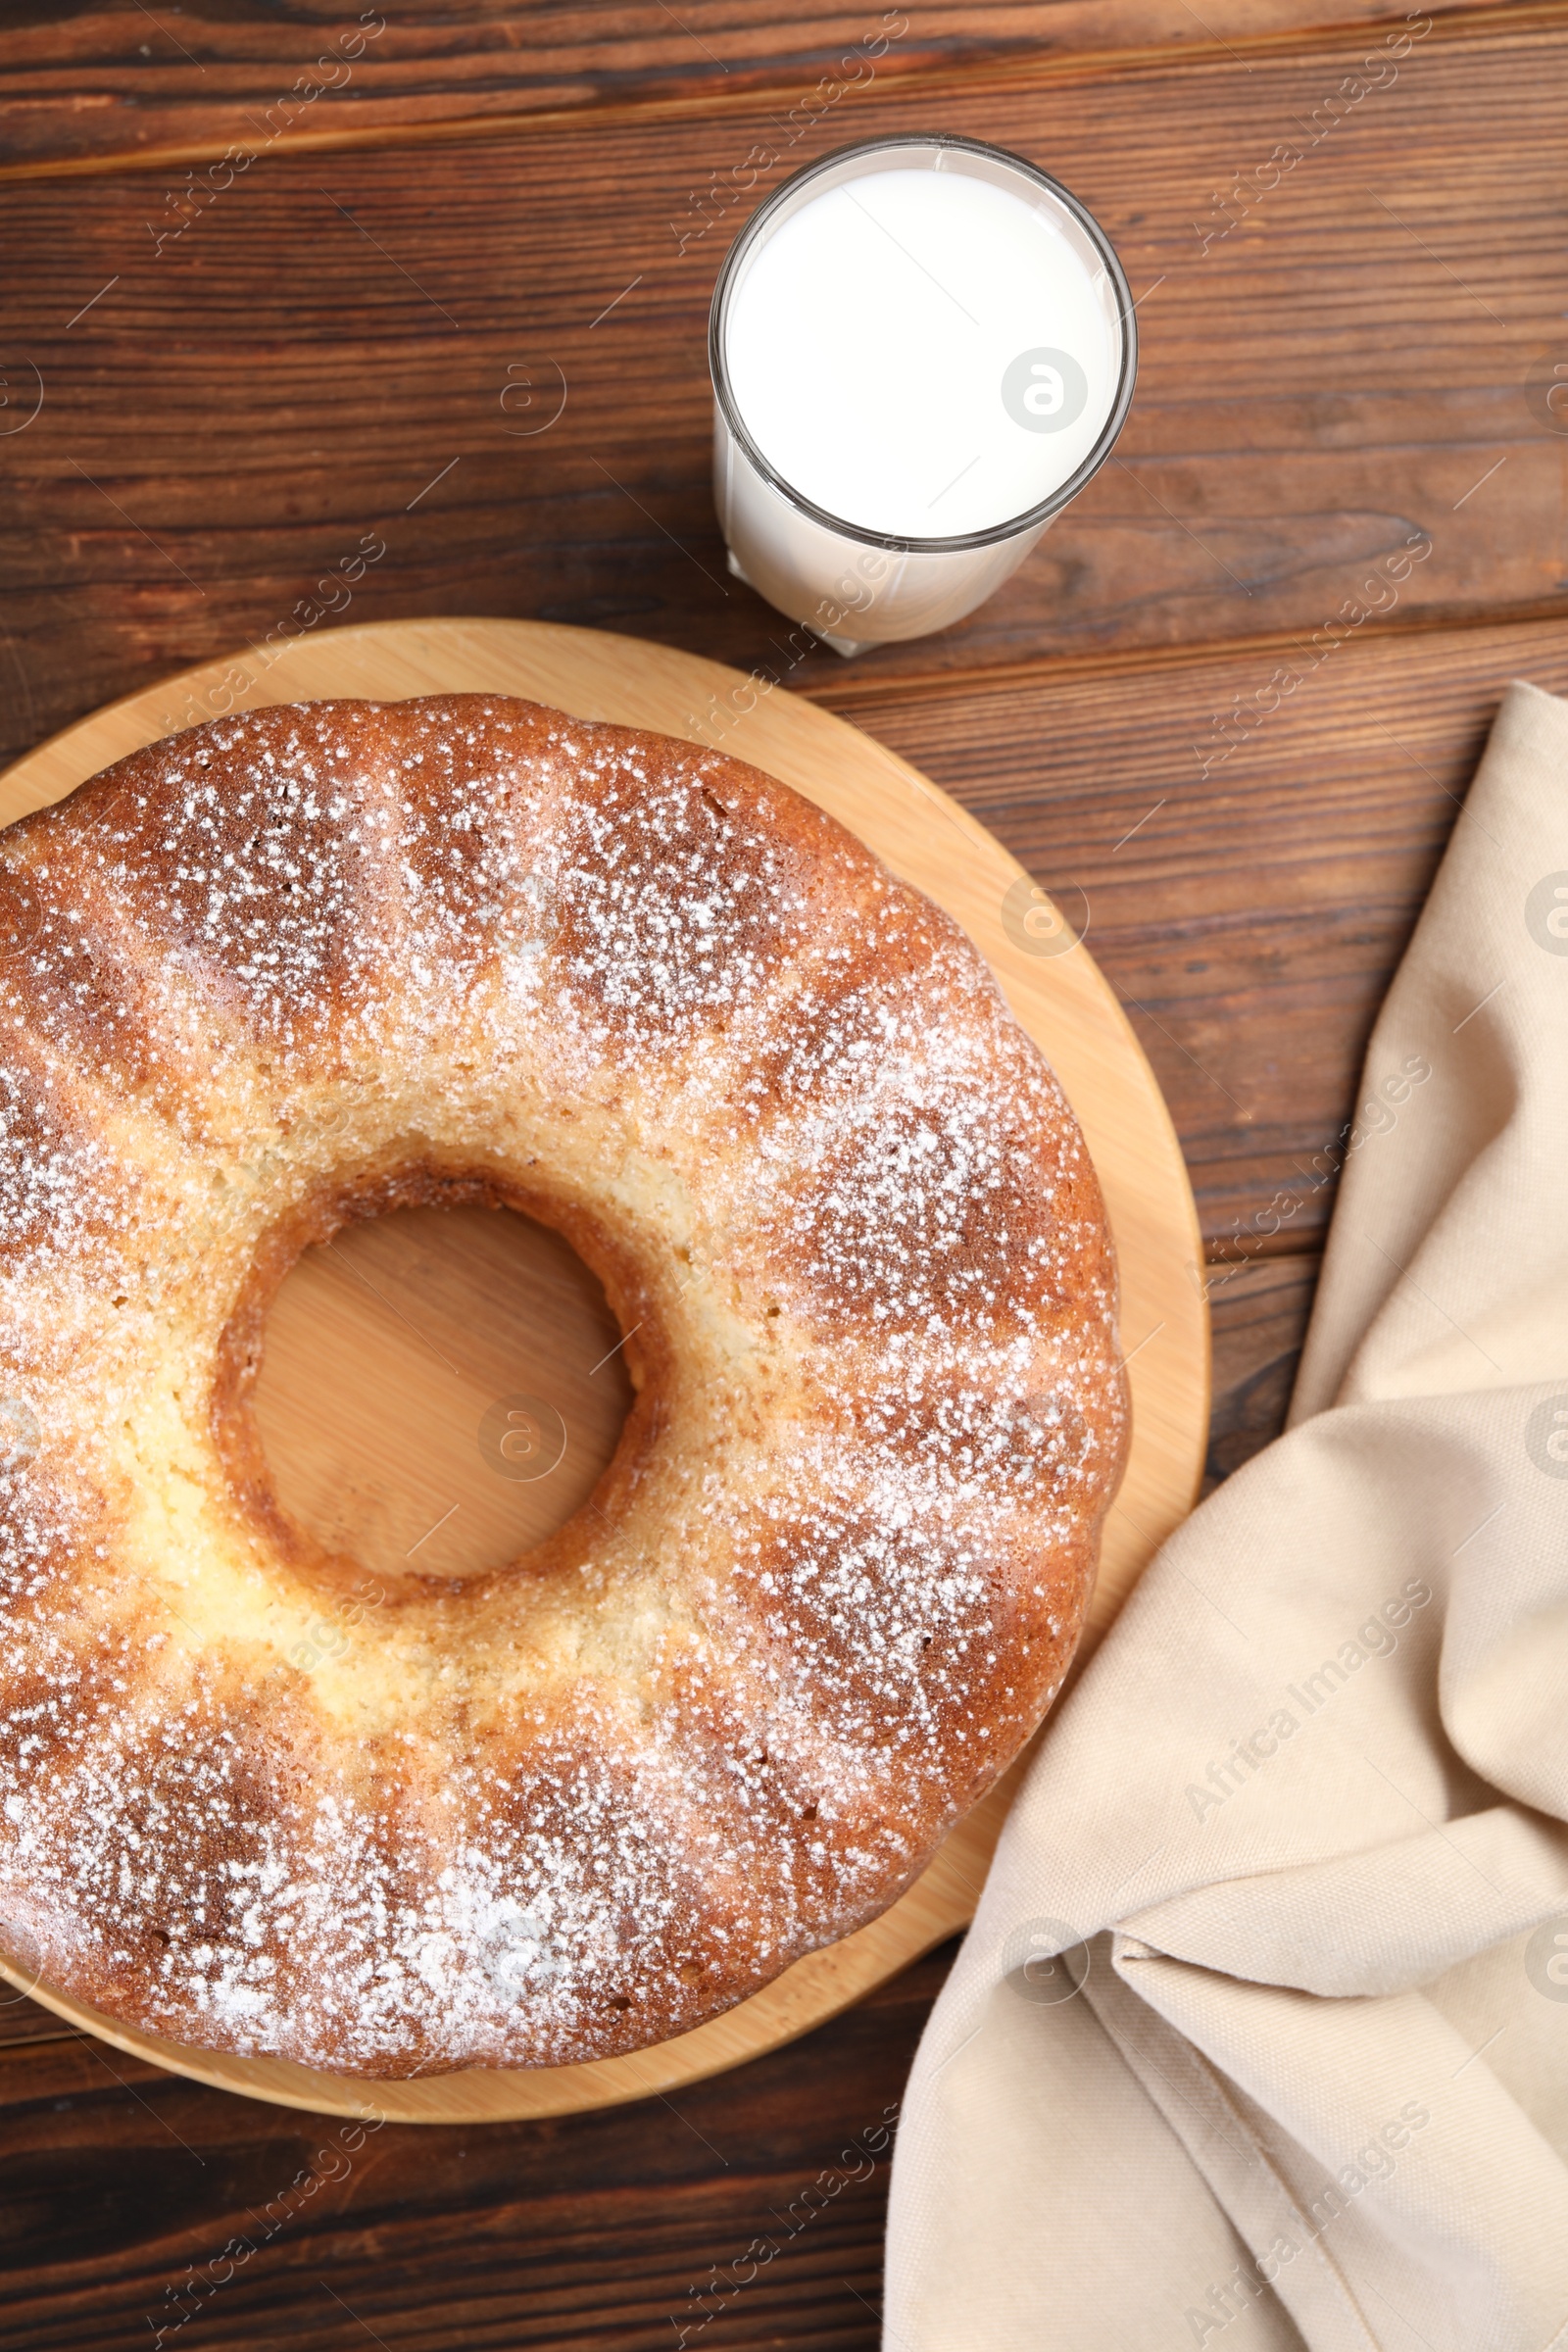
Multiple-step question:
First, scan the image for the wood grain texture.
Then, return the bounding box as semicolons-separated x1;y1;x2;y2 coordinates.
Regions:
0;7;1565;764
0;1940;952;2349
839;614;1568;1254
0;0;1505;174
0;1987;71;2046
0;615;1206;2120
1202;1251;1321;1490
256;1204;636;1583
0;0;1557;2333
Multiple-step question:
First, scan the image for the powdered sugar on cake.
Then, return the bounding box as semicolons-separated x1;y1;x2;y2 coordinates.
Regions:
0;696;1125;2074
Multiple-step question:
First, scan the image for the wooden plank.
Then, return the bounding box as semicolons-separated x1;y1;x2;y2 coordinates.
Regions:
0;12;1566;769
1204;1252;1322;1489
0;1938;949;2349
0;0;1508;175
0;1992;74;2048
0;2033;171;2106
0;7;1554;2333
829;614;1568;1254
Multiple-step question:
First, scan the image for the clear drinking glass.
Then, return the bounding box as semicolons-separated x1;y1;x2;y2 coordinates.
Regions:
710;134;1137;656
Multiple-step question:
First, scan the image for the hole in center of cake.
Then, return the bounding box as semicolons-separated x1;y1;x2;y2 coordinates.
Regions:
251;1203;634;1583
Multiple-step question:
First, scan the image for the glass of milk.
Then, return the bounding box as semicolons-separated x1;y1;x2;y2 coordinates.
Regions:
710;134;1136;654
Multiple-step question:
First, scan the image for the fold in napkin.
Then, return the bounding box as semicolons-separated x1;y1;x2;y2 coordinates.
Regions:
885;682;1568;2352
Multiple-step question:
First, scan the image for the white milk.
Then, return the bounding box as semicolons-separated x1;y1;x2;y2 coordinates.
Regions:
710;141;1133;650
723;167;1120;541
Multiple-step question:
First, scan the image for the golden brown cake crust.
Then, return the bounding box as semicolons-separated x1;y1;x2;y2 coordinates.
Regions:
0;694;1126;2076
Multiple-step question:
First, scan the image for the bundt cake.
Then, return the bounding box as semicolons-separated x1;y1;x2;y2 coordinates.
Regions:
0;694;1126;2076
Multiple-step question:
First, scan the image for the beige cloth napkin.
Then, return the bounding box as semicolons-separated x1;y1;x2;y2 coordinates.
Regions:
885;680;1568;2352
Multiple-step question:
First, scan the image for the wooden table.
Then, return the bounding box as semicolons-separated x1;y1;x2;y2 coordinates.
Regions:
2;1;1565;2340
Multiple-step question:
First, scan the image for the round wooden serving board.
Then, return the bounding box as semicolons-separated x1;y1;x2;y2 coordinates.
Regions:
0;618;1207;2123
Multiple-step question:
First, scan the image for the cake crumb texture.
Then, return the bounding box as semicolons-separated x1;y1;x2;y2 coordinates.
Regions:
0;695;1126;2076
